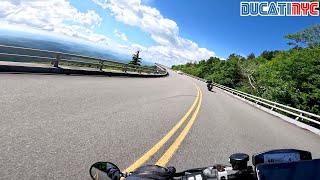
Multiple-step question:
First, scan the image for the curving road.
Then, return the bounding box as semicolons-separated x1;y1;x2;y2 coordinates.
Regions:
1;70;320;179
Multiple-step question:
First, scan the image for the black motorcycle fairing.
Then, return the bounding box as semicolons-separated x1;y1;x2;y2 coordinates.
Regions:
128;165;176;180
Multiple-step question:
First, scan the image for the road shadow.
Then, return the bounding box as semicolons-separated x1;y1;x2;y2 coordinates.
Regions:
0;71;167;79
0;71;113;78
208;90;216;93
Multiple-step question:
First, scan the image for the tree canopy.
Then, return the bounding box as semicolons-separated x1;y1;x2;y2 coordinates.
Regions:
130;50;142;66
172;24;320;119
284;24;320;49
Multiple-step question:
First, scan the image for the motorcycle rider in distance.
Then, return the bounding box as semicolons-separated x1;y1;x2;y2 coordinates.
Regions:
206;79;213;91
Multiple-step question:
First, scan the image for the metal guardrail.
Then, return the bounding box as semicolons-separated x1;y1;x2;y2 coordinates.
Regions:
182;72;320;126
0;44;167;75
155;63;169;74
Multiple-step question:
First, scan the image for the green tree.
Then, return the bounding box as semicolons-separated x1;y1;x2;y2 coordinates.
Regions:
130;50;142;66
247;53;255;60
260;50;280;60
256;48;320;115
171;24;320;117
285;24;320;49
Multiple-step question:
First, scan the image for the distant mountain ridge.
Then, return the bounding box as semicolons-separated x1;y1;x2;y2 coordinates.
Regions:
0;35;125;62
0;28;154;65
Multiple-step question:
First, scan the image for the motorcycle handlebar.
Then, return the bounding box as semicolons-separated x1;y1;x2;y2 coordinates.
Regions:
172;165;257;180
227;174;257;180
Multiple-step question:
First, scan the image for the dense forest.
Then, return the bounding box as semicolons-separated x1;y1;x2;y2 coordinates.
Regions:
172;24;320;116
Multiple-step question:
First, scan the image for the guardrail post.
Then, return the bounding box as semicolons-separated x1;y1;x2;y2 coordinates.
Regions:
122;66;128;73
295;113;302;121
99;61;104;71
53;54;60;67
271;105;276;111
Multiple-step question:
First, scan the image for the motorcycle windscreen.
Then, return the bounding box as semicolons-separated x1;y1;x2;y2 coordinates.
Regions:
256;159;320;180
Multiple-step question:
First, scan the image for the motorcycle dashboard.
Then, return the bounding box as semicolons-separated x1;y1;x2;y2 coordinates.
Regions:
252;149;312;166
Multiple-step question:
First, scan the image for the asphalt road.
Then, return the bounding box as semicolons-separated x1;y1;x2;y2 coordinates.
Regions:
1;70;320;179
169;75;320;171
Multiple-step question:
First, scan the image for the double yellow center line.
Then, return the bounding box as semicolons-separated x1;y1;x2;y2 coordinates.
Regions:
124;83;202;172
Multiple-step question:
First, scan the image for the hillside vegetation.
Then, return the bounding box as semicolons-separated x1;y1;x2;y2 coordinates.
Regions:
172;24;320;116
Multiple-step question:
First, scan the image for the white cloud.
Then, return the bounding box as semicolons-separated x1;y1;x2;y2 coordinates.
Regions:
92;0;108;9
0;0;216;66
0;0;106;43
93;0;215;65
114;29;129;42
131;43;147;51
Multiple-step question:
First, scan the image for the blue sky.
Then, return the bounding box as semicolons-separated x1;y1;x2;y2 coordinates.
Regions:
71;0;320;58
0;0;319;65
151;0;320;57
